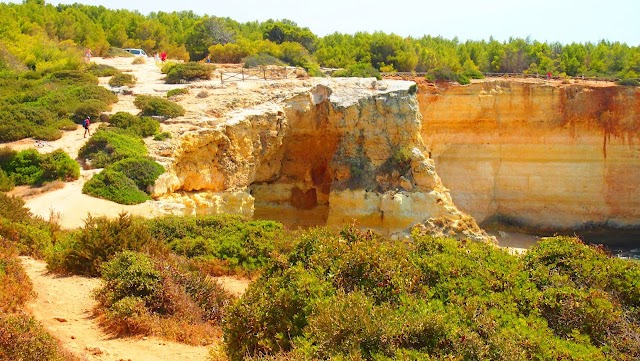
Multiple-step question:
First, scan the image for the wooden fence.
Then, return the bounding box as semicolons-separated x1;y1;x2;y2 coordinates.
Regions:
220;66;298;83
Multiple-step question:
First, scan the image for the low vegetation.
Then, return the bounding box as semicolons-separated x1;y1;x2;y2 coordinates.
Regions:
167;87;189;97
1;188;639;359
94;251;232;343
332;62;381;80
78;128;147;168
153;131;171;141
134;95;185;118
0;199;77;361
108;111;160;138
108;72;137;87
0;71;117;142
86;63;119;77
164;62;213;84
224;228;640;361
0;147;79;191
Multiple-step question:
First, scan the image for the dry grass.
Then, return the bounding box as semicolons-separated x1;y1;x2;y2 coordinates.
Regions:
132;57;146;65
0;240;34;312
96;309;222;346
11;180;65;199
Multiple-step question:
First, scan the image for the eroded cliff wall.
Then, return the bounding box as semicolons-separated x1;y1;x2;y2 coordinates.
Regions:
419;80;640;229
153;78;491;240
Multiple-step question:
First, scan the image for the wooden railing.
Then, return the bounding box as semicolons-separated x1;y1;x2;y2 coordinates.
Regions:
220;66;298;83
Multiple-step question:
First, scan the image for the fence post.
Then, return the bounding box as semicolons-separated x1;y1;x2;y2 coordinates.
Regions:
263;68;267;80
242;69;245;81
220;72;223;83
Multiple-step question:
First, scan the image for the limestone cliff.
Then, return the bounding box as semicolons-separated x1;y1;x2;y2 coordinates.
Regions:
152;78;491;241
419;80;640;230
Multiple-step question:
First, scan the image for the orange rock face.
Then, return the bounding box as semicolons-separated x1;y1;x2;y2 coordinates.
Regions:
419;80;640;229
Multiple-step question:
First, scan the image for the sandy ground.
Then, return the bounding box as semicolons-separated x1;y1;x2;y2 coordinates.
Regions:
20;256;212;361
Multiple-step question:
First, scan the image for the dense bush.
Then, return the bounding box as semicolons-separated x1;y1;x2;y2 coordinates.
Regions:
0;168;14;191
48;70;98;85
148;215;285;274
94;251;232;343
0;148;79;187
72;99;110;123
167;87;189;97
332;62;381;80
78;128;147;168
82;169;151;205
0;314;71;361
132;57;146;65
39;149;80;183
242;53;285;68
0;240;33;313
108;157;164;192
0;193;53;258
164;62;213;84
46;213;155;276
134;95;185;118
86;63;119;77
617;78;640;86
108;72;137;87
108;111;160;137
224;230;640;360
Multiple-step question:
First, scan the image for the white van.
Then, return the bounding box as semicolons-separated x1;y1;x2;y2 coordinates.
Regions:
124;48;148;57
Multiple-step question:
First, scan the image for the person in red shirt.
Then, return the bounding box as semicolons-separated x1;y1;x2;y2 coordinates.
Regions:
160;51;167;62
83;116;91;138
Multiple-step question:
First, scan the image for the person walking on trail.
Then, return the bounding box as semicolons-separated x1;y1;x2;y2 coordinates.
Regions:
85;48;92;63
83;116;91;138
160;51;167;62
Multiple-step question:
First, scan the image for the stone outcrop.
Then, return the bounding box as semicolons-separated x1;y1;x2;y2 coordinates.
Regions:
419;80;640;230
153;78;493;241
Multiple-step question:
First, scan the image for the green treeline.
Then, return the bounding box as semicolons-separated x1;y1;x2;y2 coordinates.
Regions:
1;1;639;79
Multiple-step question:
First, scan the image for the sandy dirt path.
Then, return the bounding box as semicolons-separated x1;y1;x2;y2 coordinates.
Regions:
20;256;212;361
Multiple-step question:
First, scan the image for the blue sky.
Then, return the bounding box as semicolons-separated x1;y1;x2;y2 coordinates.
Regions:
23;0;640;45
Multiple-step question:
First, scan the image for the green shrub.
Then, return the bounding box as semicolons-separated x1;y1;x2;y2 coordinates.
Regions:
160;61;179;74
0;240;33;312
224;229;640;360
616;79;640;86
97;251;162;308
0;193;32;223
86;63;119;77
0;168;14;191
0;314;70;361
108;157;164;192
134;95;185;118
72;99;110;123
108;72;137;87
242;53;285;68
82;169;150;205
40;149;80;183
105;47;134;58
332;62;381;80
31;126;62;141
94;251;232;341
66;84;118;104
109;112;160;137
46;213;154;276
164;62;213;84
78;128;147;168
48;70;98;85
153;132;171;141
149;215;285;273
7;149;42;186
167;88;189;97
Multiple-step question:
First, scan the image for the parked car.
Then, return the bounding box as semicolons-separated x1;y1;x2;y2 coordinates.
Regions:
124;48;148;57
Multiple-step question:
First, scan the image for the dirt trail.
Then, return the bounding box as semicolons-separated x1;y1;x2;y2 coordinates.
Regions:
21;256;212;361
